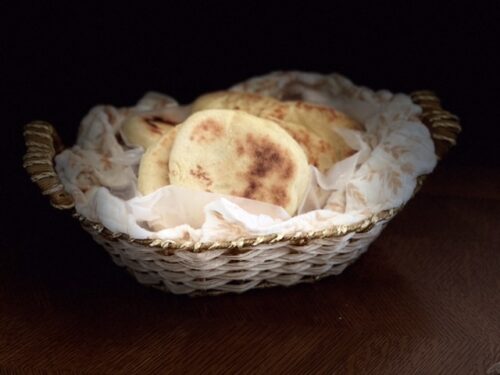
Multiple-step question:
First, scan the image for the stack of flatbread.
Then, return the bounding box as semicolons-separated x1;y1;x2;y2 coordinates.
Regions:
120;91;363;216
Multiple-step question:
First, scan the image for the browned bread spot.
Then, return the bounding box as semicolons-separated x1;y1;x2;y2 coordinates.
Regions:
191;91;363;173
189;118;225;143
189;164;213;188
168;109;310;215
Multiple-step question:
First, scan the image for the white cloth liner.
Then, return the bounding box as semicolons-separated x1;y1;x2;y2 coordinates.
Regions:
55;71;437;242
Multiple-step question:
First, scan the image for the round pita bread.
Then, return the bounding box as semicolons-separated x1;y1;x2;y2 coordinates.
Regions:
260;118;342;173
192;91;362;172
121;113;174;149
168;109;310;215
137;128;178;195
261;100;362;169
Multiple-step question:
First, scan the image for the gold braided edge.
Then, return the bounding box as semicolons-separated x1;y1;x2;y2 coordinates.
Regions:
24;91;459;253
75;205;399;252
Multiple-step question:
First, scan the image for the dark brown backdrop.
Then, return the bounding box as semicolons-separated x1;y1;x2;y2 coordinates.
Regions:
2;3;499;374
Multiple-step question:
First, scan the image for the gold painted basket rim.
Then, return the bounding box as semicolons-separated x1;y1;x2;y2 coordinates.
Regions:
23;90;460;253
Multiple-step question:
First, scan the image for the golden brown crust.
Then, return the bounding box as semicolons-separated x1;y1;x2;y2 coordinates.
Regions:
121;114;173;149
137;128;178;195
168;109;310;215
191;91;363;172
233;133;296;208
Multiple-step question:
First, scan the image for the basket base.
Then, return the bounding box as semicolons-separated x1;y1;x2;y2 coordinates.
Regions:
86;219;387;296
108;244;370;296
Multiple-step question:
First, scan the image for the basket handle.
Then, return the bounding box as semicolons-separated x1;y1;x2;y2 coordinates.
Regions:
22;93;460;210
410;91;461;159
23;121;75;210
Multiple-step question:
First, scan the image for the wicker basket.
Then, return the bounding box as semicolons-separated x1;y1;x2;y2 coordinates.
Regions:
23;91;460;295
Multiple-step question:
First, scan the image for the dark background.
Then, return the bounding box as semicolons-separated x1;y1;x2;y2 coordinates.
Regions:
2;1;499;304
1;4;499;373
5;3;499;166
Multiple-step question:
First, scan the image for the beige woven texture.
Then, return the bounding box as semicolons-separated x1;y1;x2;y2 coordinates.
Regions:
23;91;460;295
89;221;387;295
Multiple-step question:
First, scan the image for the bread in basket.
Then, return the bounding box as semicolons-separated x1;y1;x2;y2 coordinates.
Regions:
23;72;460;295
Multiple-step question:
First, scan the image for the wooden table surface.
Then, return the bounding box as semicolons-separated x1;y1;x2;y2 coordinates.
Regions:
2;163;499;374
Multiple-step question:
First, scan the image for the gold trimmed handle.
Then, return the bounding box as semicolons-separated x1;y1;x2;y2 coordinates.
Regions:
411;91;461;159
23;121;75;210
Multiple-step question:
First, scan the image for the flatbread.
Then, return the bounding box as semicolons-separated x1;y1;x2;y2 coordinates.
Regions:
168;109;310;215
192;91;363;172
259;118;342;174
121;113;174;149
120;106;191;149
261;100;363;166
137;127;178;195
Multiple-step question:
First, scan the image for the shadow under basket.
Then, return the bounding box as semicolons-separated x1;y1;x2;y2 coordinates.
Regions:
23;91;461;295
